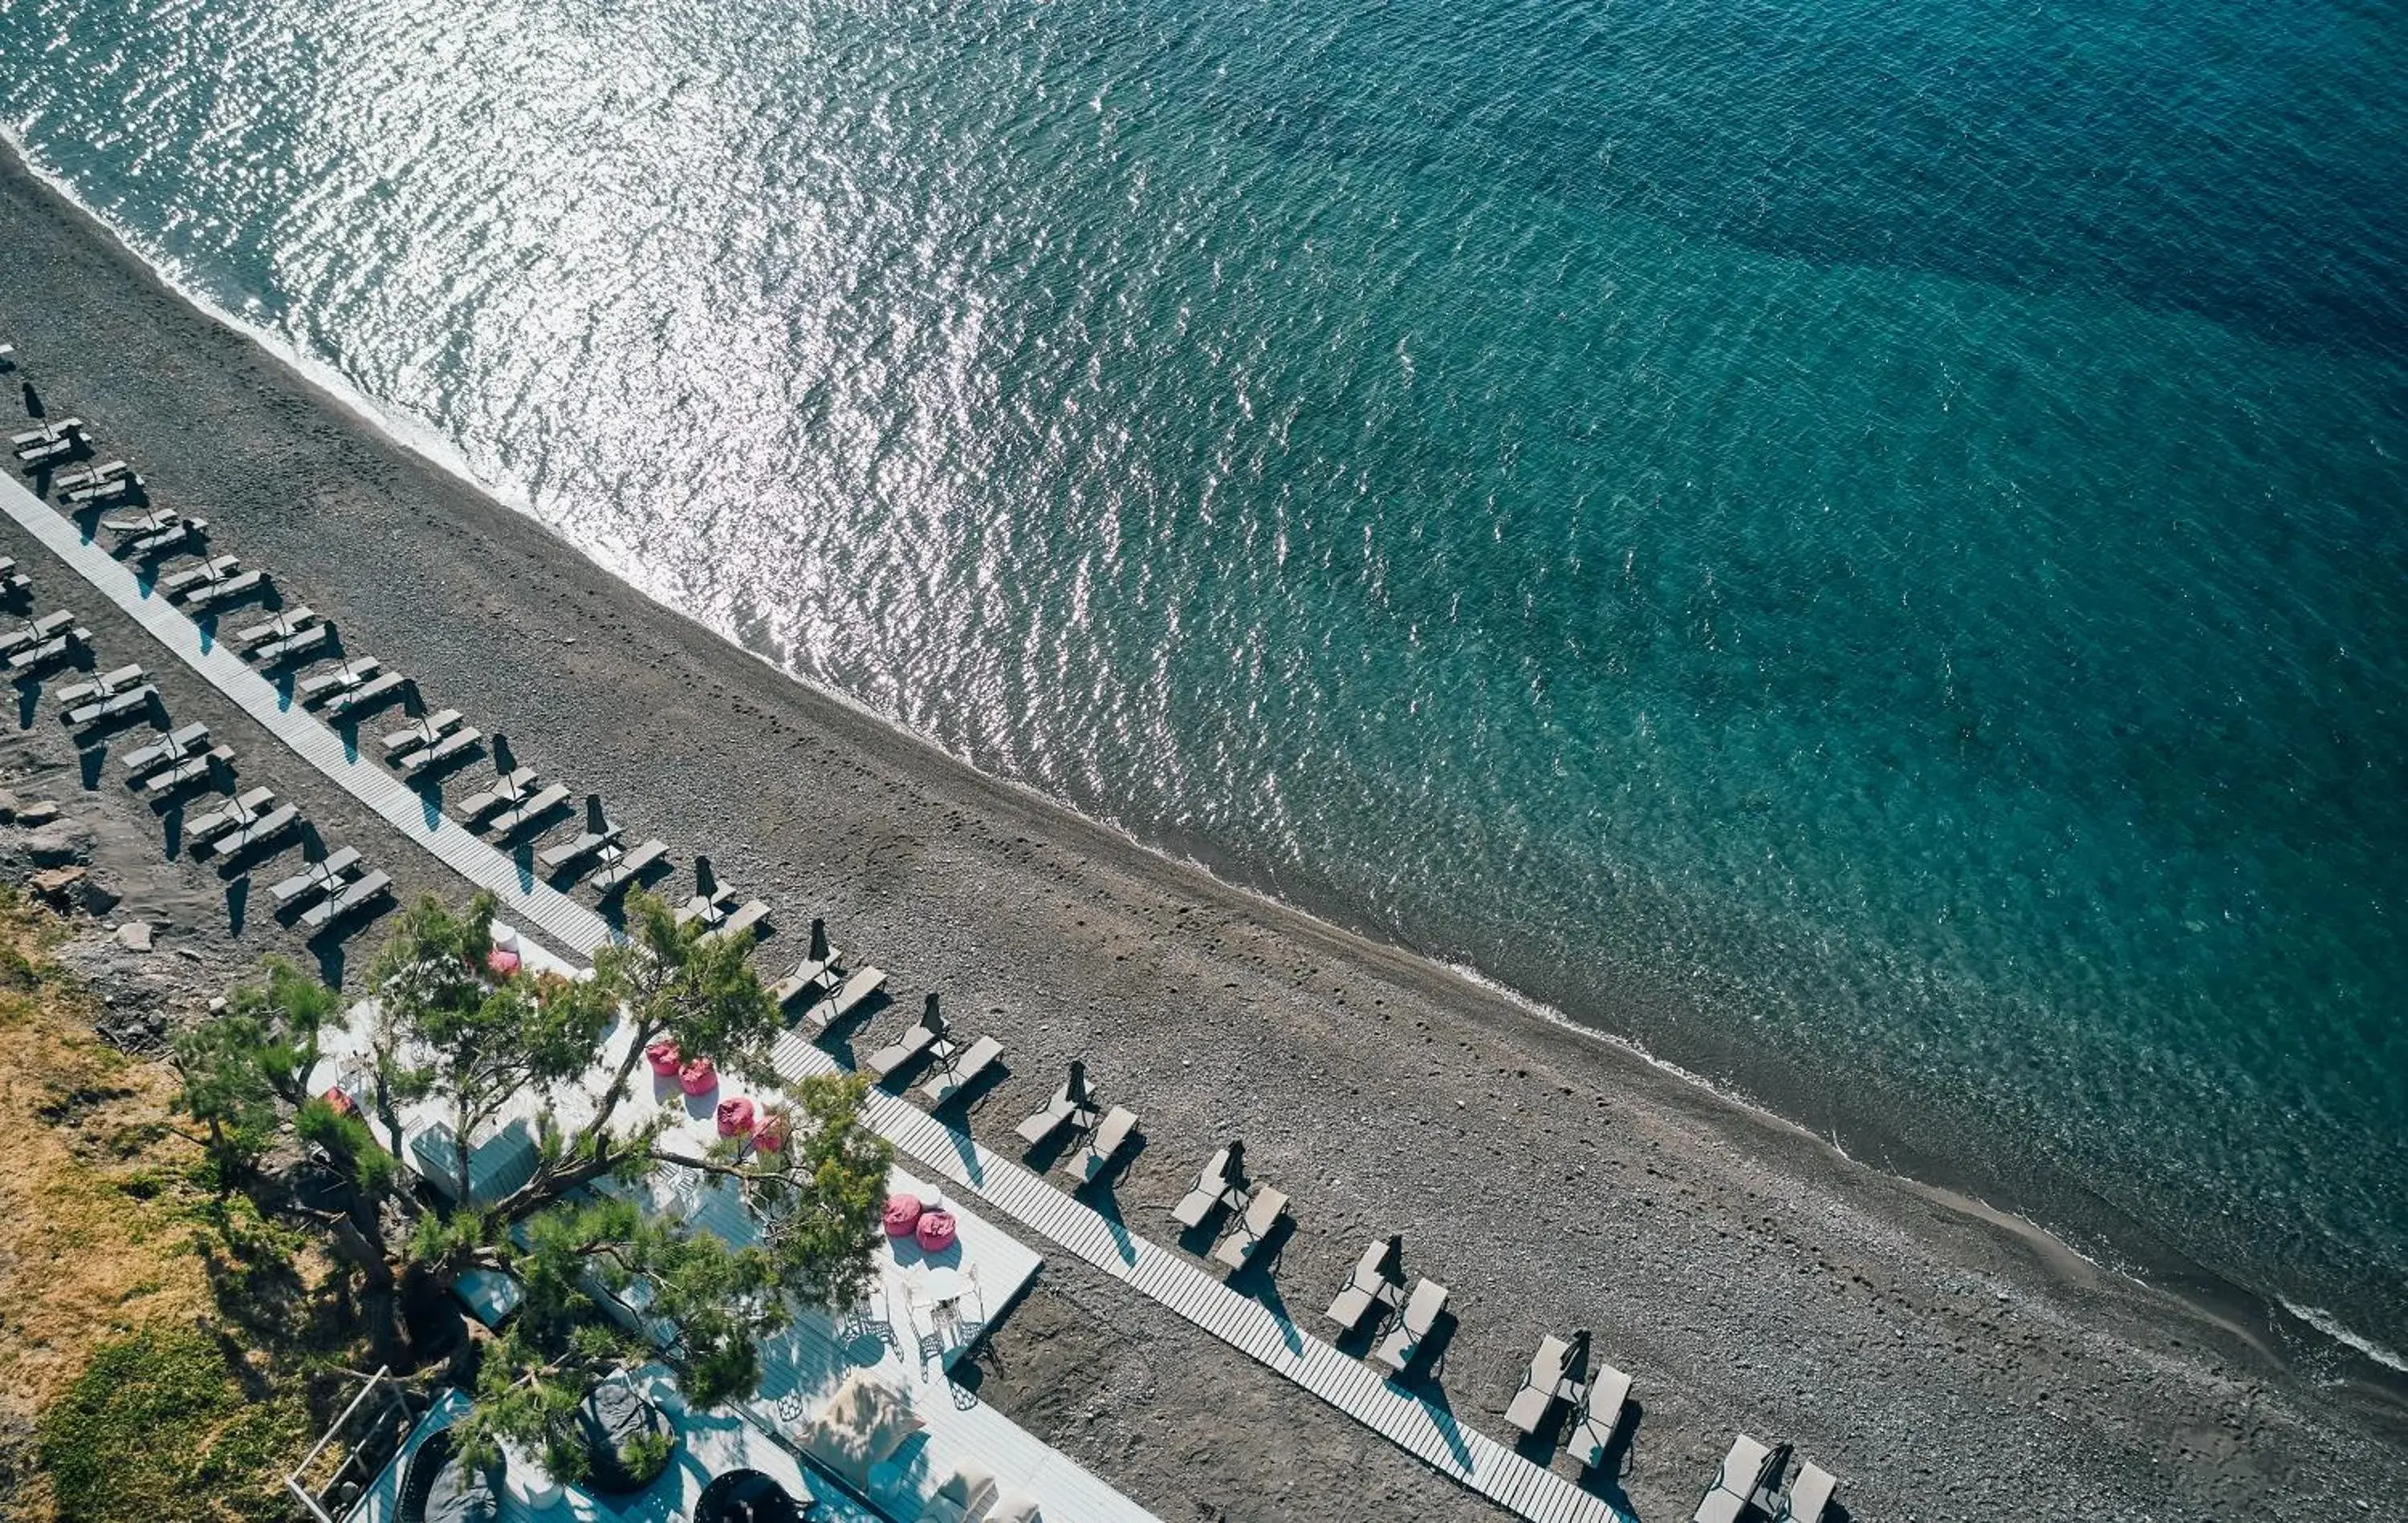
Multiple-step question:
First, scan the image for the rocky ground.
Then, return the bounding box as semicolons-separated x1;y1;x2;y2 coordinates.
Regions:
1;139;2404;1523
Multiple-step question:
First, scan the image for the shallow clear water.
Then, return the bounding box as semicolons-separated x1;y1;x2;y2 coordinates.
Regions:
5;0;2406;1346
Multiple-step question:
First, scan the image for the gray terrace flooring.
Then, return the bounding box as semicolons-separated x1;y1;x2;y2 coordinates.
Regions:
0;470;1630;1523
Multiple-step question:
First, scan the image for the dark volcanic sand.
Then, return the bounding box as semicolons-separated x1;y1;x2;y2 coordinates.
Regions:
2;140;2403;1521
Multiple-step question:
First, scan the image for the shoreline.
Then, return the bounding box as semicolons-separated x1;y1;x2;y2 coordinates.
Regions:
3;127;2403;1516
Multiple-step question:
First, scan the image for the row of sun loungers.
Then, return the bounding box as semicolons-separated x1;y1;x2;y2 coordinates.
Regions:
13;417;87;466
0;609;90;675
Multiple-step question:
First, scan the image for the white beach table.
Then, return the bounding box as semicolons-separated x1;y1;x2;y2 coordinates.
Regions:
2;471;1632;1523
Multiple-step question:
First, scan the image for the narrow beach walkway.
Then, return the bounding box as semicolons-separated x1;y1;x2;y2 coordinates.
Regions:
0;473;1631;1523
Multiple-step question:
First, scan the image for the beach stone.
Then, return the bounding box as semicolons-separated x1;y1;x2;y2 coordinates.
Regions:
22;817;92;866
14;800;60;827
27;864;86;901
0;789;18;822
116;920;152;952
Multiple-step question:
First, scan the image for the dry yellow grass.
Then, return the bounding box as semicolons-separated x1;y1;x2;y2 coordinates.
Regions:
0;901;210;1521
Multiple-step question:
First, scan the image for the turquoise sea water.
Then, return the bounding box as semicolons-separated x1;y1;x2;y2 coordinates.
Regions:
4;0;2405;1352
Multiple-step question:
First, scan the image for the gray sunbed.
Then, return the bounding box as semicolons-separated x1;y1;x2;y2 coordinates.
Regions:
55;459;126;492
0;610;75;655
1373;1277;1448;1373
1781;1462;1837;1523
324;669;408;718
299;656;378;702
458;766;539;822
1694;1435;1779;1523
181;568;267;610
539;795;618;870
864;997;948;1081
302;868;391;928
123;721;210;777
917;1034;1003;1105
808;965;886;1028
8;417;79;449
205;802;300;861
100;506;178;534
1211;1184;1289;1270
1015;1062;1098;1146
185;786;278;849
771;956;837;1010
587;836;668;896
125;519;206;559
1567;1363;1633;1472
704;897;770;943
56;662;143;708
8;627;89;673
159;554;238;594
397;725;481;773
1172;1145;1241;1230
65;683;156;729
143;745;233;796
268;847;361;908
1504;1334;1576;1435
238;607;316;648
1324;1237;1405;1331
1059;1104;1138;1184
63;471;140;505
486;781;569;837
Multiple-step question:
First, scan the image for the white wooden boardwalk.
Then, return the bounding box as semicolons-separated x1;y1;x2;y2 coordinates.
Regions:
0;473;1632;1523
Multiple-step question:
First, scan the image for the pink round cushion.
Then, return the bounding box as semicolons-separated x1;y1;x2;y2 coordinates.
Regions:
644;1039;681;1076
915;1209;957;1253
486;947;522;979
882;1193;923;1237
677;1058;718;1095
714;1096;756;1137
753;1116;788;1152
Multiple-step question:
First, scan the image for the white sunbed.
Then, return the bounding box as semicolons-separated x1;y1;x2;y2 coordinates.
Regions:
1504;1334;1577;1435
1015;1063;1098;1146
124;518;207;559
1567;1363;1633;1471
380;706;462;757
1211;1184;1289;1271
63;471;140;505
487;781;571;837
0;610;75;655
1324;1237;1405;1331
303;868;391;928
185;786;278;850
1059;1104;1137;1185
864;1001;947;1081
205;802;301;861
588;836;668;896
55;661;143;709
1373;1277;1449;1374
122;721;210;777
8;627;87;673
269;847;360;907
1171;1146;1239;1230
1783;1461;1838;1523
182;568;267;611
458;766;539;822
539;795;618;870
1694;1434;1779;1523
397;725;482;773
65;683;156;729
705;898;771;944
143;745;233;796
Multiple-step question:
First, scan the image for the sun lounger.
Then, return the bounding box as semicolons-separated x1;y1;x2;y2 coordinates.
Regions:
124;721;210;778
62;471;141;506
1505;1334;1576;1435
674;888;738;927
53;459;126;493
101;506;179;534
487;781;570;837
705;897;771;943
401;725;481;773
917;1034;1003;1105
0;558;28;600
252;623;328;667
124;519;206;560
143;744;233;796
1780;1462;1837;1523
299;656;379;703
1015;1061;1098;1146
56;662;142;708
65;682;156;729
539;794;618;870
8;627;88;674
325;669;408;718
1373;1277;1448;1373
588;836;668;896
809;965;886;1028
269;847;362;908
1566;1363;1633;1470
238;607;316;647
865;996;948;1081
16;429;87;466
1172;1144;1242;1230
1324;1236;1405;1331
458;766;539;822
181;567;266;611
303;868;391;929
1059;1104;1137;1184
205;802;301;861
0;610;75;656
185;786;277;850
160;554;238;594
771;955;838;1010
1211;1184;1289;1270
1694;1435;1780;1523
7;418;76;449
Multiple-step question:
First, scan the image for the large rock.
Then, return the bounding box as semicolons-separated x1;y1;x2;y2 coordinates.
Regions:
22;817;92;867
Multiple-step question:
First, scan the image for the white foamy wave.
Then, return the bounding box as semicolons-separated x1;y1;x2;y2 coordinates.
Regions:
2280;1300;2408;1374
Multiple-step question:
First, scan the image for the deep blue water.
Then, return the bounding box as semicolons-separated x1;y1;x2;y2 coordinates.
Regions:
3;0;2404;1351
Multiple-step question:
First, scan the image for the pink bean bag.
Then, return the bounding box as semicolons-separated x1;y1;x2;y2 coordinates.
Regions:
486;947;522;980
678;1057;718;1095
915;1208;957;1253
754;1115;788;1152
644;1039;681;1077
715;1096;756;1138
882;1193;923;1238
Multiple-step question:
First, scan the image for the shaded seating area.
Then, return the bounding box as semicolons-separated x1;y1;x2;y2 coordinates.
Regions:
916;1026;1004;1108
6;616;88;674
1781;1460;1840;1523
1210;1178;1290;1271
119;512;209;560
304;655;409;717
1171;1141;1246;1232
678;856;771;940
